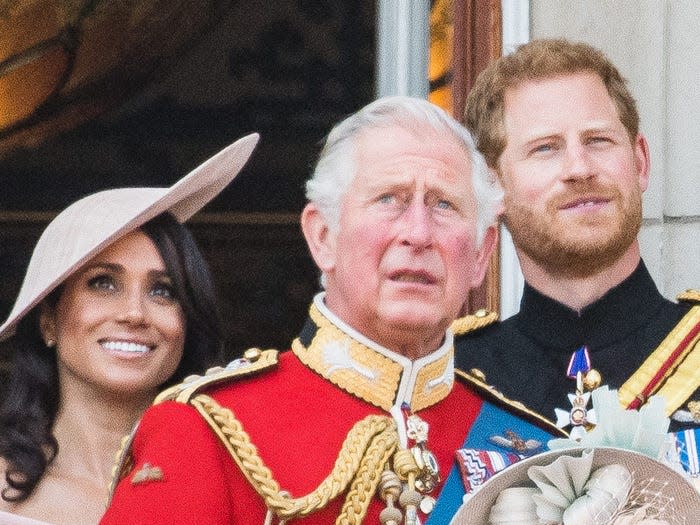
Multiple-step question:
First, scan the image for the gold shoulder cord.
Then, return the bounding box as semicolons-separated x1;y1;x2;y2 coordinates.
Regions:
191;394;398;524
450;309;498;337
619;301;700;415
156;348;279;405
107;427;137;500
678;289;700;303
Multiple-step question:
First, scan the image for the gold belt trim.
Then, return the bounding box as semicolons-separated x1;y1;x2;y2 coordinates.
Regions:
618;306;700;415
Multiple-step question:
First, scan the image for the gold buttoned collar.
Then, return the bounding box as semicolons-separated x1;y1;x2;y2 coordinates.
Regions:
292;294;454;412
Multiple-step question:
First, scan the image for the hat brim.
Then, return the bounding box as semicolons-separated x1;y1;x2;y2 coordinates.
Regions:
0;133;259;341
450;446;700;524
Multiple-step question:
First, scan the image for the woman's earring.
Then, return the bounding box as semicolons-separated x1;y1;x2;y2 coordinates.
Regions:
46;339;56;348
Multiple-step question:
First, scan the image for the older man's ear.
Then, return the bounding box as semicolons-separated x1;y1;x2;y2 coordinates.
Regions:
469;223;498;289
468;167;503;288
301;202;336;275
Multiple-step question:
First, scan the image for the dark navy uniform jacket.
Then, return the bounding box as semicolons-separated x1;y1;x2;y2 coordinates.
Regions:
455;261;698;431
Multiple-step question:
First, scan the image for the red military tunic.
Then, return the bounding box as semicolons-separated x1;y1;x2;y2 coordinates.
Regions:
102;297;558;524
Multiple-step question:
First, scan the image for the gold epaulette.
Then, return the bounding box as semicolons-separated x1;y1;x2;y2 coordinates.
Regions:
456;369;568;438
450;309;498;336
155;348;279;405
677;289;700;304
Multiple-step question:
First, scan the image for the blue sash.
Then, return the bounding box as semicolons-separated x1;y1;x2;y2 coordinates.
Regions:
426;402;556;524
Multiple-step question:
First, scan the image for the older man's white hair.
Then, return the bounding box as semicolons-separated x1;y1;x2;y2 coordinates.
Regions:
305;95;503;246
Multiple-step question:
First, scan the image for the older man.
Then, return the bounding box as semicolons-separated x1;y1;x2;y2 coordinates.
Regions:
101;97;561;525
455;39;699;440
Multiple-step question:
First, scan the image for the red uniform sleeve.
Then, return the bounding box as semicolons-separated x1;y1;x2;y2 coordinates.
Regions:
100;401;234;525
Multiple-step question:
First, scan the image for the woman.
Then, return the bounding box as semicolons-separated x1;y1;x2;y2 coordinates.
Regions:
0;133;259;525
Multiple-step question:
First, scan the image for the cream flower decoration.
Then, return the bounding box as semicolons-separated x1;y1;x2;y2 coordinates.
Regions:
488;450;677;525
548;386;670;460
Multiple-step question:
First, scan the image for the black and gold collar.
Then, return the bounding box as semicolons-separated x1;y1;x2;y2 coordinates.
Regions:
292;294;454;412
517;261;665;353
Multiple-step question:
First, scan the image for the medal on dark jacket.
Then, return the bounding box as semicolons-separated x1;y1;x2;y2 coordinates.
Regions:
554;345;601;439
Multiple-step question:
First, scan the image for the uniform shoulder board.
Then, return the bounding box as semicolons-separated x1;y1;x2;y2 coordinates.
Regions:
677;289;700;304
456;368;567;438
450;308;498;336
155;348;279;405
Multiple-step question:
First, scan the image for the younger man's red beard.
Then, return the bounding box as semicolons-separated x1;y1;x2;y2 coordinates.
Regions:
504;183;642;278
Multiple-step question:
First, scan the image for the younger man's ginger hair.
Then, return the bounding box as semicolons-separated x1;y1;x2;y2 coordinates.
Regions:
465;38;639;169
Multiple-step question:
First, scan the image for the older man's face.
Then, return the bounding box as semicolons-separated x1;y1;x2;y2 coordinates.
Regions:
307;126;495;357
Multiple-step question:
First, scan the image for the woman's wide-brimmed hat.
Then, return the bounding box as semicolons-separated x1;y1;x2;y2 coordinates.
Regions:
450;446;700;525
0;132;259;341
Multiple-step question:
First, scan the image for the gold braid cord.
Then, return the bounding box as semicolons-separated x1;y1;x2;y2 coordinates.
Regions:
450;310;498;336
677;289;700;303
190;394;399;523
618;305;700;415
336;423;399;525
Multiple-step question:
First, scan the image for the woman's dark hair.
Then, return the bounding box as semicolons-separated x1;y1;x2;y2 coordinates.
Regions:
0;211;223;502
0;307;59;503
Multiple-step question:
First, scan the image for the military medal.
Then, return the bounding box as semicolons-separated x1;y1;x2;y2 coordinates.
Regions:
554;346;600;439
554;378;597;440
488;430;542;456
456;448;521;495
405;412;441;494
396;403;440;520
377;407;441;525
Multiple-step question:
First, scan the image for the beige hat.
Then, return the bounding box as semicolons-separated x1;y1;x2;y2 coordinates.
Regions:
451;447;700;525
0;132;259;341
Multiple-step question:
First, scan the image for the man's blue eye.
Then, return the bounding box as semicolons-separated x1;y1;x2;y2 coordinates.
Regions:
532;143;553;154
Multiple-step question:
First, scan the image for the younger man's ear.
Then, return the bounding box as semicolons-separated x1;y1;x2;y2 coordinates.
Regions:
634;133;651;192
